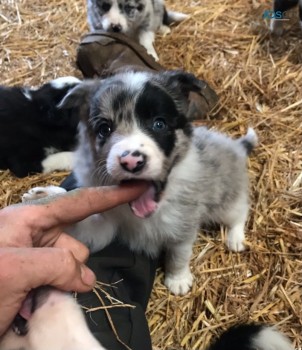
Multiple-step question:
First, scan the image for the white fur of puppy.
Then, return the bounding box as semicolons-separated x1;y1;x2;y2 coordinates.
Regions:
0;290;293;350
0;288;105;350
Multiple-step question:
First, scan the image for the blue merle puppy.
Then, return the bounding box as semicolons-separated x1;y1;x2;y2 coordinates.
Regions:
22;70;257;296
87;0;187;60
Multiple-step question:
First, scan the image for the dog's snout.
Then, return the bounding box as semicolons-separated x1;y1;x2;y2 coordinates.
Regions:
120;150;146;173
111;23;122;32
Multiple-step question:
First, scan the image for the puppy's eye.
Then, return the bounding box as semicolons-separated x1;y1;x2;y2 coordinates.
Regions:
99;122;112;137
153;118;166;132
118;3;123;9
101;2;111;11
137;4;144;11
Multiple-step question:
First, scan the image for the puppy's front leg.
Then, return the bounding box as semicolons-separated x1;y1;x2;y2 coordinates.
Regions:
22;185;117;253
164;240;194;295
138;31;159;61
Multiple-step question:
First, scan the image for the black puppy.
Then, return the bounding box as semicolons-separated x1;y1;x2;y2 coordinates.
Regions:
270;0;302;35
0;77;80;177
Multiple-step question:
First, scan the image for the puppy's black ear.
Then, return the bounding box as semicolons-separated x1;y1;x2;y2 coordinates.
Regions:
161;70;219;120
162;70;207;97
58;80;100;109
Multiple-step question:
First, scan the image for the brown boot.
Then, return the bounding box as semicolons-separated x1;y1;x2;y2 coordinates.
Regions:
76;31;219;120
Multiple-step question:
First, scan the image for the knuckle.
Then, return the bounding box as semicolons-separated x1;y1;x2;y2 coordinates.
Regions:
59;248;77;272
81;245;90;262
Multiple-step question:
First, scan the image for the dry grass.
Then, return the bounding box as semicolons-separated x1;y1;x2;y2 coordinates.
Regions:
0;0;302;349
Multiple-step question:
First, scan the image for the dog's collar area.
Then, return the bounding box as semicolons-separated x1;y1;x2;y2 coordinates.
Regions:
12;314;28;336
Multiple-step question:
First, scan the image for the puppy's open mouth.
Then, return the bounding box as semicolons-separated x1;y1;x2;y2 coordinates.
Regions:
12;287;53;336
128;181;165;218
12;290;35;336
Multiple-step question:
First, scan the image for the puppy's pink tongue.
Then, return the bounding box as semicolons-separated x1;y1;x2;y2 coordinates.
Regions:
130;184;158;218
19;291;34;320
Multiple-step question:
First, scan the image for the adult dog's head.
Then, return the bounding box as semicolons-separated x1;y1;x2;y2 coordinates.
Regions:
59;71;205;216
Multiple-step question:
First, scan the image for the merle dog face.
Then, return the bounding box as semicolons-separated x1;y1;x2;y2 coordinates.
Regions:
88;0;147;33
59;71;204;184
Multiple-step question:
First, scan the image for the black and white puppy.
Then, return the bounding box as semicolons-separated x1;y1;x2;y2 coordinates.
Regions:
207;323;293;350
23;70;257;295
0;77;80;178
270;0;302;35
87;0;187;60
0;287;106;350
0;287;293;350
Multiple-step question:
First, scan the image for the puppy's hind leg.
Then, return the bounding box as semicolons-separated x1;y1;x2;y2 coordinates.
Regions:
227;220;246;252
225;198;249;252
164;240;194;295
139;31;159;61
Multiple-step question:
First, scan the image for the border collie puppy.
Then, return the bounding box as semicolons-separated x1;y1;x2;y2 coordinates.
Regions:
270;0;302;35
0;287;293;350
22;70;257;296
0;287;106;350
207;323;293;350
87;0;187;60
0;77;80;178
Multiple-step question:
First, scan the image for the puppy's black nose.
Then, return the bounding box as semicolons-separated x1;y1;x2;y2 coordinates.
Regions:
111;24;122;32
120;150;146;173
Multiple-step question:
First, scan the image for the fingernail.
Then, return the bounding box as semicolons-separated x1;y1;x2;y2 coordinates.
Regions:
80;265;96;287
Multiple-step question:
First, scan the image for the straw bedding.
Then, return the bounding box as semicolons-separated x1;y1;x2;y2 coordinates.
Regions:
0;0;301;349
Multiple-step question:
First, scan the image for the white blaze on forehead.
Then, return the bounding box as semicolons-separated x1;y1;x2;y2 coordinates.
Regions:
106;128;165;181
119;71;150;93
101;2;128;31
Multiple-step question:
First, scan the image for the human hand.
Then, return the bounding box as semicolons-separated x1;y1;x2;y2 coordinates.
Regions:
0;181;148;336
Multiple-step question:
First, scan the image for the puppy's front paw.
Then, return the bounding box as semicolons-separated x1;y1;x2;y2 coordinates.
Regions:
159;25;171;36
22;186;66;203
226;236;246;252
147;48;159;62
164;271;193;295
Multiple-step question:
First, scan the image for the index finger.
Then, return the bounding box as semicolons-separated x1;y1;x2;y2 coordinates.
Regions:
27;180;149;227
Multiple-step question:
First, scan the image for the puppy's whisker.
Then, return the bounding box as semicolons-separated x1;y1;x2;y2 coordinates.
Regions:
93;159;113;186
